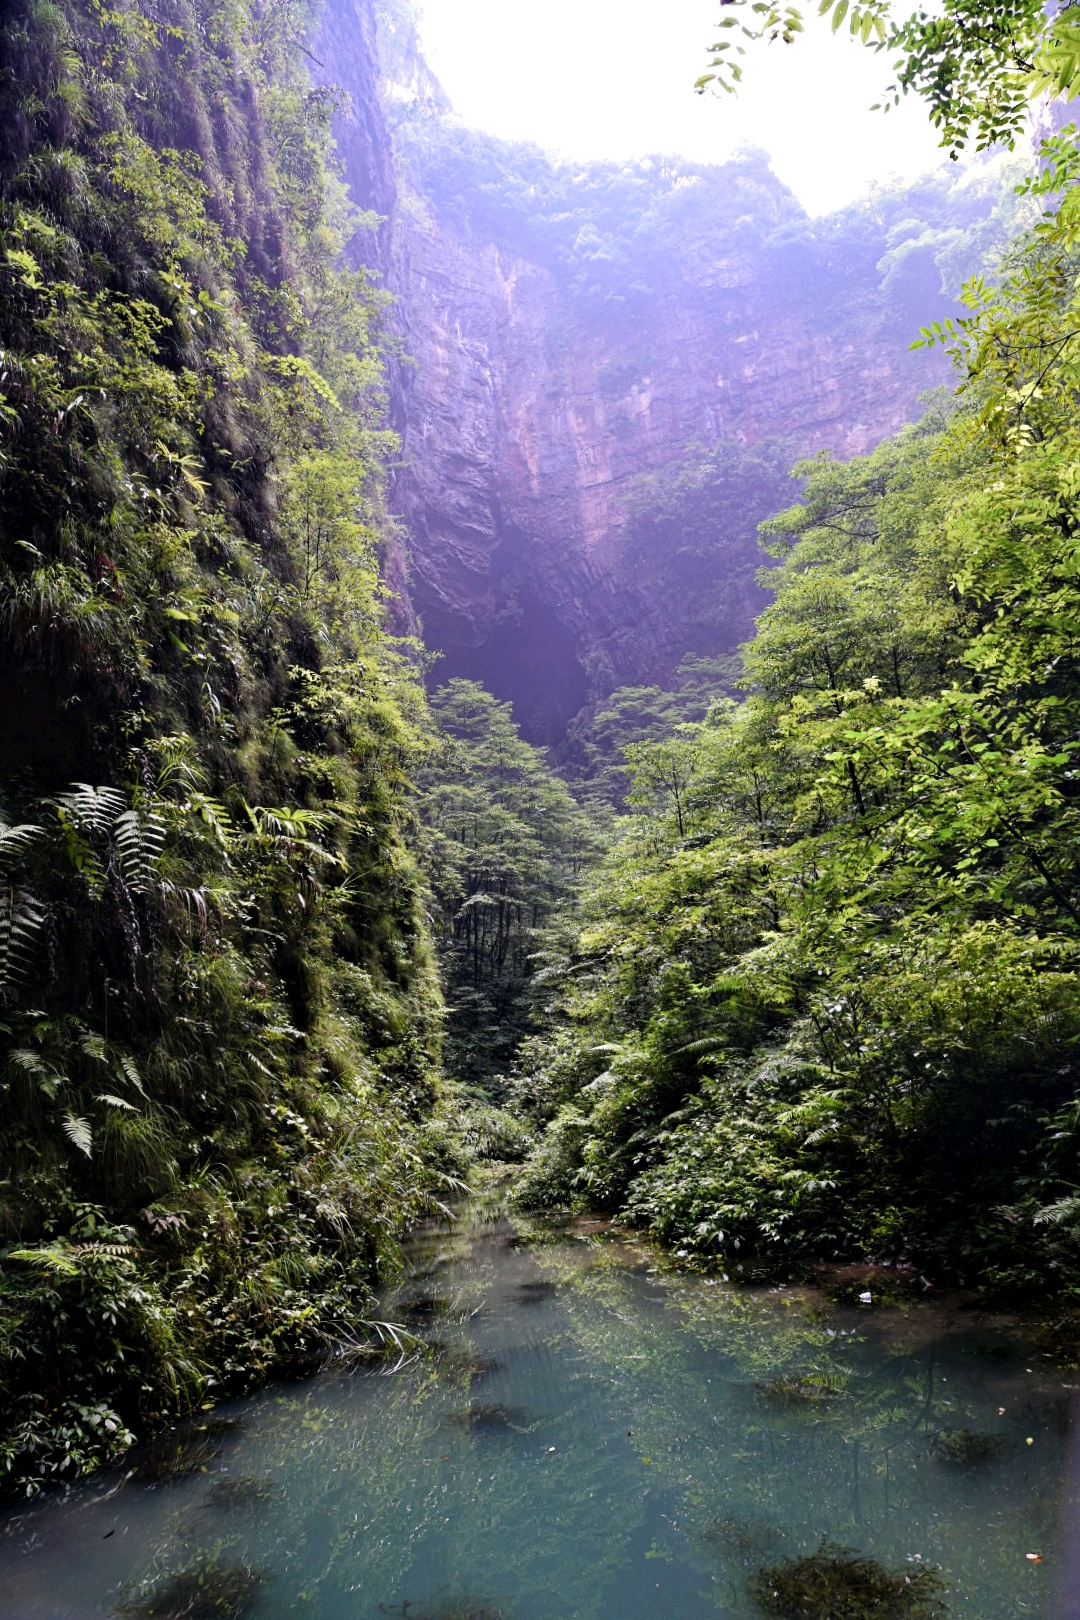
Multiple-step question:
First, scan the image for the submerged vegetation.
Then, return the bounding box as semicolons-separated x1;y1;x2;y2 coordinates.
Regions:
748;1543;946;1618
115;1560;266;1620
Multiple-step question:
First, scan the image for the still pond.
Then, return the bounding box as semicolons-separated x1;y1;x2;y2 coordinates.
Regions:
1;1203;1075;1617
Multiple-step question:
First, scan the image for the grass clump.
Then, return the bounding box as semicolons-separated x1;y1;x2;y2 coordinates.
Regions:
748;1543;946;1617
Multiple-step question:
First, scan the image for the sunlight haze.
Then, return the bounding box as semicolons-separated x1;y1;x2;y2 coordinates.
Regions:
416;0;948;214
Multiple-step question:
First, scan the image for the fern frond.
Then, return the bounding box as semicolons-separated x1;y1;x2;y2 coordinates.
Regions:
1033;1194;1080;1226
6;1048;66;1100
113;807;165;892
0;883;44;993
117;1053;147;1097
62;1112;92;1156
56;783;126;834
6;1245;81;1275
78;1029;108;1064
0;819;41;868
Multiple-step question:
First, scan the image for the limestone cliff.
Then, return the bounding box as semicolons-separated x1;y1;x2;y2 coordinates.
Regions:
318;1;998;741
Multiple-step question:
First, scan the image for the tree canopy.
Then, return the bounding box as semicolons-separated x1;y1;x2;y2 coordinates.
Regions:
700;0;1080;157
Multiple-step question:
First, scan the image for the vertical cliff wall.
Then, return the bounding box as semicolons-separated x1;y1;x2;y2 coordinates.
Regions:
318;1;996;742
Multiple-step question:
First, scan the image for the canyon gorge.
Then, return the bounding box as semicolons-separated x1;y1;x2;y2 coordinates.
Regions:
321;0;1014;740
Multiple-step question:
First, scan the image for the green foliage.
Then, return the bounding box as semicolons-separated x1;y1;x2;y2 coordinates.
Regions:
513;182;1080;1288
698;0;1080;159
0;0;446;1497
418;681;602;1086
611;438;795;673
568;655;743;810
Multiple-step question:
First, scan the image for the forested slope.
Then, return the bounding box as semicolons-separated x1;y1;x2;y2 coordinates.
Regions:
0;0;447;1497
513;198;1080;1290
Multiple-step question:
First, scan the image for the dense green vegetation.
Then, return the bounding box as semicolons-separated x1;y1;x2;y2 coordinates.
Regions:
6;0;1080;1523
0;0;448;1497
512;188;1080;1288
418;680;600;1092
566;654;744;809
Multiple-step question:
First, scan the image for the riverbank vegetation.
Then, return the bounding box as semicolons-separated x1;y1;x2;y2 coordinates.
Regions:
0;0;448;1498
6;0;1080;1515
511;167;1080;1291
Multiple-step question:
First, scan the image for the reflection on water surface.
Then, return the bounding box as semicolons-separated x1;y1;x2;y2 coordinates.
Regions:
1;1205;1074;1617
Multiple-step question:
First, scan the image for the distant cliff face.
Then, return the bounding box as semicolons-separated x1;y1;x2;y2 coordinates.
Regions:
319;1;988;742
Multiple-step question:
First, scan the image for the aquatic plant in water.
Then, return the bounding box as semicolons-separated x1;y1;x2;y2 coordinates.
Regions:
402;1295;456;1323
931;1428;1006;1467
204;1473;282;1508
131;1416;243;1482
516;1280;557;1303
432;1345;504;1382
115;1560;265;1619
748;1543;946;1617
701;1514;789;1560
132;1438;221;1484
444;1403;529;1432
755;1374;845;1409
380;1601;505;1620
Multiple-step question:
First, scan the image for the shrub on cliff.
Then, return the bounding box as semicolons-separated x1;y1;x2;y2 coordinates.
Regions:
0;0;445;1496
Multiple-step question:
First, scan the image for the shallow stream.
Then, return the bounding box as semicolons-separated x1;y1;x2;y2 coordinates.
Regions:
2;1204;1076;1617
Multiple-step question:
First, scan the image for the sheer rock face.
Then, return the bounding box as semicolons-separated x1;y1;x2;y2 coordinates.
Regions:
319;2;947;741
385;203;945;741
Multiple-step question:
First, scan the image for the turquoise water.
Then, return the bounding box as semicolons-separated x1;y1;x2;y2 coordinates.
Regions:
0;1205;1074;1618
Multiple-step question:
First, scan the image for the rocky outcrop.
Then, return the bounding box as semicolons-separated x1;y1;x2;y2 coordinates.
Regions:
387;195;951;739
319;1;975;741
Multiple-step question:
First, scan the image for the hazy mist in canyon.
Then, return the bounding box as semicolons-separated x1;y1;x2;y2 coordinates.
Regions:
415;0;948;213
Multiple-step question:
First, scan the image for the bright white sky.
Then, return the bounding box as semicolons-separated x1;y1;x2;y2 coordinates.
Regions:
416;0;948;215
